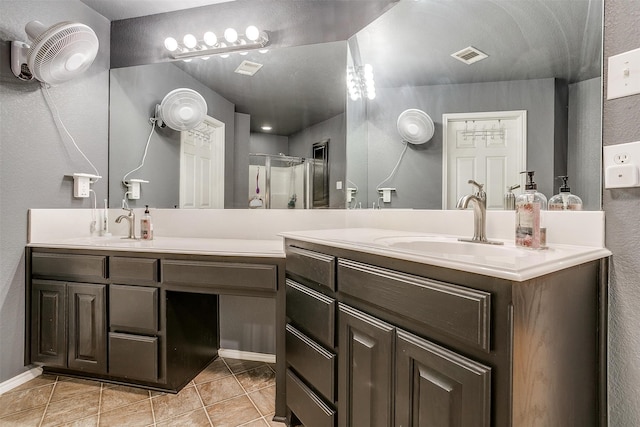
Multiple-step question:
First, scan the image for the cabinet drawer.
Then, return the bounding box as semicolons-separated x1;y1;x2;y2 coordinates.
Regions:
110;284;158;334
162;260;276;291
286;369;335;427
109;332;158;382
110;257;158;284
286;246;335;291
286;280;335;348
338;259;491;352
286;324;336;402
32;252;106;282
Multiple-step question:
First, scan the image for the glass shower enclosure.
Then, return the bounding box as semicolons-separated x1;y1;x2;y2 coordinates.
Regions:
248;154;308;209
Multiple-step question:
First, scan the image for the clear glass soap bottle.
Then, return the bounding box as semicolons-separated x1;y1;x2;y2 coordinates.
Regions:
548;176;583;211
515;171;547;249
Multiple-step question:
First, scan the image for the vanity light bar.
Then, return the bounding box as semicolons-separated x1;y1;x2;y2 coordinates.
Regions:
164;26;270;60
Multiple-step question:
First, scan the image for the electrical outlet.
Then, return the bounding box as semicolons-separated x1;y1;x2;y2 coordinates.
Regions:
604;141;640;188
614;153;630;164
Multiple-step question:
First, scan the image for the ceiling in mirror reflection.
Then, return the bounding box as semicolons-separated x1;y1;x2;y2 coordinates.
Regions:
174;41;347;136
355;0;601;87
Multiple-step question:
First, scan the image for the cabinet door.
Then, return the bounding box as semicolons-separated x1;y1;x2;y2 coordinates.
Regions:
338;303;394;427
395;329;491;427
68;283;107;373
31;281;66;367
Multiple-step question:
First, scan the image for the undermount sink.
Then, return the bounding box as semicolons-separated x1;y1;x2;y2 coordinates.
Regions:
373;235;523;257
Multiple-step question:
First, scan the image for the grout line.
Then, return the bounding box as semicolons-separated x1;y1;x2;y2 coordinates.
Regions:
192;381;214;426
224;360;265;419
37;376;58;427
149;390;156;426
96;382;103;426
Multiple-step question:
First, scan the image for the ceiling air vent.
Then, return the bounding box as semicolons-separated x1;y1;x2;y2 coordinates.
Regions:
234;60;263;76
451;46;488;65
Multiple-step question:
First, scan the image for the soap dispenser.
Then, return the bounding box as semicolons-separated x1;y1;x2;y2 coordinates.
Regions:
140;205;154;240
503;184;520;210
515;171;547;249
549;176;583;211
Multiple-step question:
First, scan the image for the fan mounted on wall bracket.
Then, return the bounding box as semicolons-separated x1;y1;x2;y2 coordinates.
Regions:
153;88;208;132
397;109;435;144
11;20;99;85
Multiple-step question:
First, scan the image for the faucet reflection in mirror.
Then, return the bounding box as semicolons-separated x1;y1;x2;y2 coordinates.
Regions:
164;26;270;61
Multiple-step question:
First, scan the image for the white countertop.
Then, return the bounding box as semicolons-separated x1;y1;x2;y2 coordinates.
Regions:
28;236;285;258
280;228;611;282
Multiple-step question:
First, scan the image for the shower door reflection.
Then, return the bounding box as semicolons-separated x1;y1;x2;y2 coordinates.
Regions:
248;154;308;209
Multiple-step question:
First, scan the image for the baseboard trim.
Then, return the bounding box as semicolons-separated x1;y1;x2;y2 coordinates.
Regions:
218;349;276;364
0;366;43;395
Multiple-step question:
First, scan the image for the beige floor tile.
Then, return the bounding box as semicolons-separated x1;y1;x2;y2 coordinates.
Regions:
194;359;232;384
152;385;202;422
235;366;276;393
0;384;53;417
205;395;261;427
196;376;244;407
41;390;101;427
49;378;102;403
58;415;98;426
239;418;269;427
100;385;150;412
98;399;153;426
154;407;212;427
223;359;266;374
247;386;275;416
0;405;46;426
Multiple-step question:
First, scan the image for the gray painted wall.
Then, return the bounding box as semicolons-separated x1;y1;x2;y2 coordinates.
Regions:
109;63;236;208
603;0;640;425
0;0;110;382
249;133;289;156
289;113;347;208
234;113;251;208
361;78;565;208
568;77;602;211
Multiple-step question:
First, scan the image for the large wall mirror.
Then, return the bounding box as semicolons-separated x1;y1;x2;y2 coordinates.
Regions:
108;0;603;211
345;0;603;211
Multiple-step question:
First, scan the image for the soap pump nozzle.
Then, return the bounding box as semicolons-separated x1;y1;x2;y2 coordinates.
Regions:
557;175;571;193
521;170;537;190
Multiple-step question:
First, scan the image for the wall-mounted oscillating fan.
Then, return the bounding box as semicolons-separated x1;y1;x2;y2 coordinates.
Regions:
396;109;435;145
11;20;99;85
154;88;208;131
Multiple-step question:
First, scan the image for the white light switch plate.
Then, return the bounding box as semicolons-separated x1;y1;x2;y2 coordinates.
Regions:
604;141;640;188
607;47;640;100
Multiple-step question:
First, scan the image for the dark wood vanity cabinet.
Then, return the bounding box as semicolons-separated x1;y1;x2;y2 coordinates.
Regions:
284;239;606;427
26;247;284;408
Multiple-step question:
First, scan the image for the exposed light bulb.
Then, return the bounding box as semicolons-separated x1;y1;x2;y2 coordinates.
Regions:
182;58;193;63
203;32;217;47
164;37;178;52
350;93;360;101
183;34;197;49
261;125;272;131
246;25;260;41
367;90;376;100
201;56;211;60
259;49;269;54
224;28;238;43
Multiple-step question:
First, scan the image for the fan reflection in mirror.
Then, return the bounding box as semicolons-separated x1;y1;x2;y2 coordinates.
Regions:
122;88;209;207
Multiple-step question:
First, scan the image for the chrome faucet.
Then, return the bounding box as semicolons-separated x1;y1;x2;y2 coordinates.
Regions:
456;180;503;245
115;208;136;239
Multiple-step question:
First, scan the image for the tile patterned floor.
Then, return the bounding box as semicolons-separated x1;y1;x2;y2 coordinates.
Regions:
0;358;284;427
